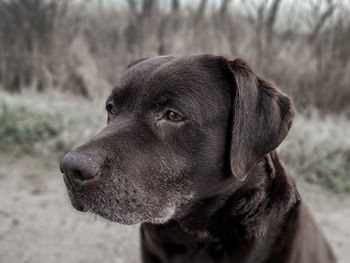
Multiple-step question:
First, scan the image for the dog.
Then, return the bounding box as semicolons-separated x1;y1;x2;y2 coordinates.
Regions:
60;55;336;263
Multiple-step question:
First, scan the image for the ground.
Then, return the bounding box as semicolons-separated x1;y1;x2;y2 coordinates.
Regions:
0;154;349;263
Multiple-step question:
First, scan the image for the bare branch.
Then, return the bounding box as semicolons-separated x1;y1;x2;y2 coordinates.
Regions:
309;0;337;43
219;0;232;17
141;0;157;18
266;0;283;40
171;0;179;13
126;0;138;18
194;0;208;24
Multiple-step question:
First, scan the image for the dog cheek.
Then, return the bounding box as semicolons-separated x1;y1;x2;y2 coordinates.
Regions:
93;148;196;223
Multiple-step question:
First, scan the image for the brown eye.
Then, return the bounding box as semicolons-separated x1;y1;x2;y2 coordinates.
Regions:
106;102;114;115
165;110;183;122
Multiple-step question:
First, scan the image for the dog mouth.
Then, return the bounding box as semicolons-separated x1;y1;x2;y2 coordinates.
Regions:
66;188;176;224
63;171;178;224
62;174;86;211
63;173;76;192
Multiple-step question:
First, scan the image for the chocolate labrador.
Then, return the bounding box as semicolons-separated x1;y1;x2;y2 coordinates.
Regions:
60;55;336;263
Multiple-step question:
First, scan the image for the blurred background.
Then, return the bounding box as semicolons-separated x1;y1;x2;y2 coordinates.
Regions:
0;0;349;262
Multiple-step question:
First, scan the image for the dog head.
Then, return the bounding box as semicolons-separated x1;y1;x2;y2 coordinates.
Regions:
60;55;294;225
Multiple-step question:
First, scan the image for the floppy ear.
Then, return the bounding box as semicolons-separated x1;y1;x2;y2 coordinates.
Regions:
226;58;295;181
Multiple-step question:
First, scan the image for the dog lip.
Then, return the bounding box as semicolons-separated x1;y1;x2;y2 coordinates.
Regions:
73;202;86;212
66;190;86;212
63;173;75;191
63;174;69;187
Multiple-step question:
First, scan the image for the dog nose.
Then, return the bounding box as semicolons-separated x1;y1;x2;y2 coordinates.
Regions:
60;151;98;185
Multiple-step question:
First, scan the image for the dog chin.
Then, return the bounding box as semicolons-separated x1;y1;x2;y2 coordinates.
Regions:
104;205;176;225
100;205;176;225
68;194;176;225
83;207;142;225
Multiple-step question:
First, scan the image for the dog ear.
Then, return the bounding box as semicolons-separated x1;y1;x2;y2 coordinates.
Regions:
226;58;295;181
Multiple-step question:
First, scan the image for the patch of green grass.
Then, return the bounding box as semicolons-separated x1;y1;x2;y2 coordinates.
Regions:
0;91;105;157
321;151;350;193
280;111;350;193
327;172;350;193
0;99;64;155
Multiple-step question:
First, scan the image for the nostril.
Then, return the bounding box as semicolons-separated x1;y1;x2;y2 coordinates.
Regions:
72;169;86;184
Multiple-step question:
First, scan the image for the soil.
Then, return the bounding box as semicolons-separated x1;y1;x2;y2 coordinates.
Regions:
0;154;349;263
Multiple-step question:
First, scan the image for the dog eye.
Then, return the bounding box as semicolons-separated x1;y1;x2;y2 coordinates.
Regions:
165;110;183;122
106;102;115;115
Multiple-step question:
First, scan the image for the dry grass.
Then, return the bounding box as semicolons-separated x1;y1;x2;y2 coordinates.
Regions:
280;110;350;192
0;0;349;113
0;91;105;156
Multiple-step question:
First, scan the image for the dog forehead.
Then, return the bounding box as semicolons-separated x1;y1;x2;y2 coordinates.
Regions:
119;55;222;91
111;56;229;117
120;56;176;87
147;56;229;106
151;56;207;85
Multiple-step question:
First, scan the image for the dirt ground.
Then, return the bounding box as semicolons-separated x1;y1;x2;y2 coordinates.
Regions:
0;154;349;263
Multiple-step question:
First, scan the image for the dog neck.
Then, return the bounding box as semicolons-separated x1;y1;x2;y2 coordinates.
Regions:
175;151;300;245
